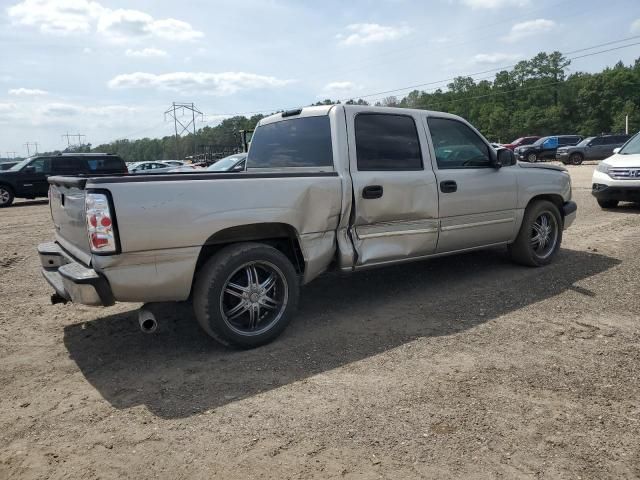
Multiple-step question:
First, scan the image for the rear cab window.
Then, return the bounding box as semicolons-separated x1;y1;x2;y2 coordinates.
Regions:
247;116;333;169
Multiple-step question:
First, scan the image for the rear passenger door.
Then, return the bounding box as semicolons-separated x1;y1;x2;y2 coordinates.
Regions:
347;110;439;266
425;116;518;253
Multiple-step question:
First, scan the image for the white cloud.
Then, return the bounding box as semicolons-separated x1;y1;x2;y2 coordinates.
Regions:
7;0;203;41
125;47;167;58
0;103;17;112
319;81;361;98
337;23;412;46
107;71;294;96
473;52;523;64
503;18;556;42
462;0;529;8
8;87;48;96
631;18;640;33
82;47;92;54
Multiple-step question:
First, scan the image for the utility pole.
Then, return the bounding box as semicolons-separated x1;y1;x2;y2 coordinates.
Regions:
625;115;629;134
164;102;202;160
6;152;16;159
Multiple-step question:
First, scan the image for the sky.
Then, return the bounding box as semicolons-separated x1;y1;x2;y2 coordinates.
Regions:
0;0;639;157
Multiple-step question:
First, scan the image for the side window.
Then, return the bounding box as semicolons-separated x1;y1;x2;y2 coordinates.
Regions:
87;157;124;173
356;114;423;171
29;158;51;174
53;157;85;175
427;117;490;169
589;137;604;146
543;137;558;148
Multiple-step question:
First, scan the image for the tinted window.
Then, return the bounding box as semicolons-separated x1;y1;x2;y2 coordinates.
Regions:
589;137;604;146
543;137;558;148
86;156;125;173
53;157;87;174
561;136;580;145
247;116;333;168
521;137;538;145
28;157;51;174
427;117;490;169
356;114;422;171
614;135;629;144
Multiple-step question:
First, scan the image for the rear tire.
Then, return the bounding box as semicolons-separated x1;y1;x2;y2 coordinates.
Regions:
0;185;14;208
193;242;300;348
570;153;583;165
509;200;562;267
597;199;618;209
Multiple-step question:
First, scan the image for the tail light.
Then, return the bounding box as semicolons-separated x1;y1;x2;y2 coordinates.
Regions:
85;192;118;254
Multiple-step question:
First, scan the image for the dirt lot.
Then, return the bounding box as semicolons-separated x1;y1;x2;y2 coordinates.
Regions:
0;164;639;479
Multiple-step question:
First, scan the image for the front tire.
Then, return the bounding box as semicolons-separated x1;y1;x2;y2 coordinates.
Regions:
569;153;583;165
193;242;300;348
597;199;618;209
0;185;14;208
527;153;538;163
509;200;562;267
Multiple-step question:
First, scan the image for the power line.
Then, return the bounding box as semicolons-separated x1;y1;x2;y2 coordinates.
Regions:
201;36;640;119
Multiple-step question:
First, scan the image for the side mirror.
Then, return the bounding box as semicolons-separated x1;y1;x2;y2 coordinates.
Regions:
493;148;515;168
23;166;36;174
613;147;621;154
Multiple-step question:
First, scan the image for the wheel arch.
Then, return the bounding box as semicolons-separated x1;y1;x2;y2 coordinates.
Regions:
526;194;565;220
194;222;306;279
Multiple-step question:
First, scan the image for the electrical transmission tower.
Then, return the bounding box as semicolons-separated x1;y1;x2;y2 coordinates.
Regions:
62;133;86;148
23;142;39;156
164;102;203;160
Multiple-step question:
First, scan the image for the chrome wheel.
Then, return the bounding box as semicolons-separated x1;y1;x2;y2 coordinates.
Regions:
530;211;558;259
0;187;11;206
527;153;537;162
219;261;288;336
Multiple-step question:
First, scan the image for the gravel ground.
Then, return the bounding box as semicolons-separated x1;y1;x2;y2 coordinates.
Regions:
0;164;639;479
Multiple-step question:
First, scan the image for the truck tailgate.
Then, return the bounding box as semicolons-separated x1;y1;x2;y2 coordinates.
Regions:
48;177;92;265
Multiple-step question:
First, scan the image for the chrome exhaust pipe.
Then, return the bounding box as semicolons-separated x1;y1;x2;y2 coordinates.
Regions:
138;308;158;334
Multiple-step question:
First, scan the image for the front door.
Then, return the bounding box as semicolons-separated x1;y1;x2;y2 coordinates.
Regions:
18;157;51;197
425;116;518;253
347;110;439;267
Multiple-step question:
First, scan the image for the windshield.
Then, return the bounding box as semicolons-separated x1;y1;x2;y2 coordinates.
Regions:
576;137;595;147
208;154;245;171
618;132;640;155
8;158;32;171
531;137;547;146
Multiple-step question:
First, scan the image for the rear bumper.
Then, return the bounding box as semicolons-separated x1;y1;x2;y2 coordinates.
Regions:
591;184;640;202
563;201;577;230
38;242;114;306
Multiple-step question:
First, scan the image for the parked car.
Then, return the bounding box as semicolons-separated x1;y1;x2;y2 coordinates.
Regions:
166;164;202;173
556;134;631;165
515;135;583;162
207;153;247;172
39;105;576;348
0;162;18;171
0;153;126;207
503;136;540;151
160;160;185;167
591;131;640;208
128;161;175;174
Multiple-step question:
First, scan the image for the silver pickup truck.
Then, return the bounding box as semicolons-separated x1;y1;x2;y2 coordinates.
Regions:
39;105;576;348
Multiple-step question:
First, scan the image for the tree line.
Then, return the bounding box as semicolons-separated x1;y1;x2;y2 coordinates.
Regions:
31;51;640;162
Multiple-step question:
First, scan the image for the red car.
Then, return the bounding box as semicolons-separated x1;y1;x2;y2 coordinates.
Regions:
503;136;540;151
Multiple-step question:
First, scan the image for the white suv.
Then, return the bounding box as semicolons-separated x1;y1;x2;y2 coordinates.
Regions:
592;132;640;208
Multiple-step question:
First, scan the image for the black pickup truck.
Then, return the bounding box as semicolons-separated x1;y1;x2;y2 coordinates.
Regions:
0;153;127;207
